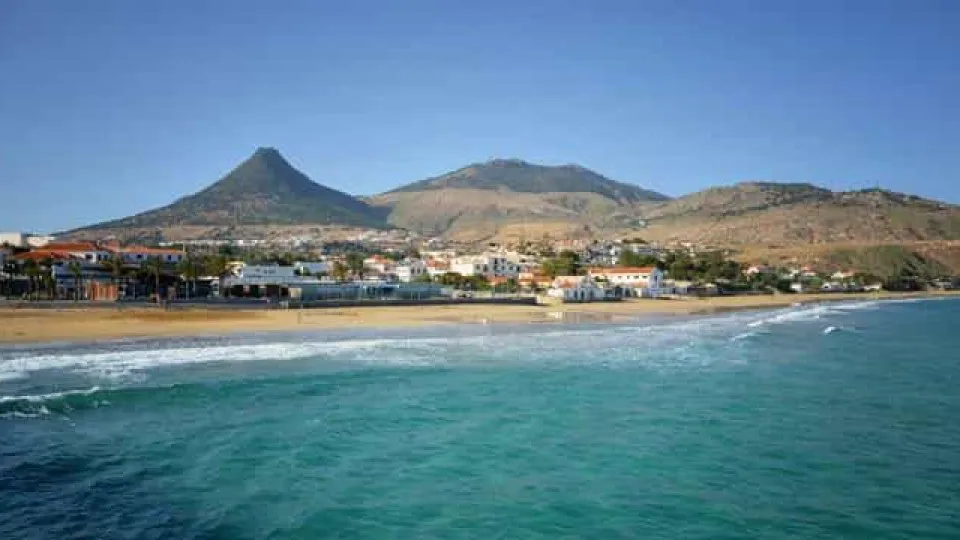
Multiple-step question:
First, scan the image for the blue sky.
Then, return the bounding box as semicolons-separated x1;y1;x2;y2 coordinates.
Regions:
2;0;958;232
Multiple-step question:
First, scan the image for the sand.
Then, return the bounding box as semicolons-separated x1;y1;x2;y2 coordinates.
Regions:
1;291;958;344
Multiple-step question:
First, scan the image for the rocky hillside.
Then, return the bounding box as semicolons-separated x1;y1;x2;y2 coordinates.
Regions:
369;159;668;241
71;148;385;236
636;183;960;246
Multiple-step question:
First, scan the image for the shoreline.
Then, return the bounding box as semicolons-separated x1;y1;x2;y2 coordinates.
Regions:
1;291;958;345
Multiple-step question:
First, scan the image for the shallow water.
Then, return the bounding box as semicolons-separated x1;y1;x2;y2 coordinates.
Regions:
2;299;960;538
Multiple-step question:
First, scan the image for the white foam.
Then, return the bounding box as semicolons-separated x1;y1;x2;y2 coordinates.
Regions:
823;326;838;335
0;301;888;381
0;386;101;404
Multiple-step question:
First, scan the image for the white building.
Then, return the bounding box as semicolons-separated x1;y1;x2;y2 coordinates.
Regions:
39;242;114;264
364;255;395;274
744;265;774;276
587;266;665;296
111;245;185;265
232;264;297;280
0;232;55;248
546;275;607;302
425;260;451;279
450;254;520;278
395;259;428;283
294;261;329;276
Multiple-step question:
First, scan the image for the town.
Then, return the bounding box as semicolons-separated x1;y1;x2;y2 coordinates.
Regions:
1;230;955;307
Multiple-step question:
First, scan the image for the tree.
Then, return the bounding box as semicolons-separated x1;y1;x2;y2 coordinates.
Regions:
103;256;127;300
67;260;83;301
541;250;581;278
142;256;164;304
412;272;434;284
177;256;201;299
22;260;40;300
345;252;366;279
331;261;349;282
618;250;660;268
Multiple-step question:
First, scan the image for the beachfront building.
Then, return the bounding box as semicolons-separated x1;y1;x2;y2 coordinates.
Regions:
395;259;428;282
294;261;329;276
546;275;607;302
518;272;553;291
364;255;395;274
425;260;451;279
587;266;665;297
110;245;185;265
450;254;520;279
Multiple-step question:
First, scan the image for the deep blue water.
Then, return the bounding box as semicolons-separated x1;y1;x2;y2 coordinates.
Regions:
2;298;960;539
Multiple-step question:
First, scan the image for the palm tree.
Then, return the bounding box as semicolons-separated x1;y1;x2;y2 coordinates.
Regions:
203;254;229;297
39;257;56;300
23;259;41;301
331;261;348;283
345;252;365;280
142;256;164;304
103;256;127;301
67;260;83;301
177;256;200;299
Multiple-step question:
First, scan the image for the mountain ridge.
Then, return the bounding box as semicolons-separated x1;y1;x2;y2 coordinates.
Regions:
73;147;386;232
65;148;960;248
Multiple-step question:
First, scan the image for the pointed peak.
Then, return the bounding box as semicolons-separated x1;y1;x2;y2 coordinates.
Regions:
253;146;281;157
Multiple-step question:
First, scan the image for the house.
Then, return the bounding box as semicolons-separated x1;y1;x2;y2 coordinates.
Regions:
425;260;451;279
363;255;395;274
450;254;520;278
518;272;553;290
34;242;114;265
587;266;665;296
744;265;773;276
832;270;856;281
546;275;606;302
790;282;806;293
395;259;428;283
110;245;185;265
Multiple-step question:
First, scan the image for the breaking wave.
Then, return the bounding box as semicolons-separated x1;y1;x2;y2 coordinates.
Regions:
0;299;898;410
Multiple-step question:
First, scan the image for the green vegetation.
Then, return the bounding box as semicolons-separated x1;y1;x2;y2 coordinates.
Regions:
663;251;742;282
618;250;660;268
822;245;951;285
541;250;581;278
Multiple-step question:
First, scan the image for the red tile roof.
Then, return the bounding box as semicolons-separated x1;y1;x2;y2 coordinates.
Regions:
14;251;71;261
41;242;100;252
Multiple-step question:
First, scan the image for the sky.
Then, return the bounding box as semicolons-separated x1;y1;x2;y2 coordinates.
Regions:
1;0;959;232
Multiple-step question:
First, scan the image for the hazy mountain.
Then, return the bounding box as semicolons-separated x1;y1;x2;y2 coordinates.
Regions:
73;148;385;233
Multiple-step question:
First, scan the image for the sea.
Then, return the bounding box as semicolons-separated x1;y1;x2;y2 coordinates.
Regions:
2;298;959;539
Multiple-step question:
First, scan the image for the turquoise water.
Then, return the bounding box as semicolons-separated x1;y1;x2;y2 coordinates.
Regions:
2;299;960;539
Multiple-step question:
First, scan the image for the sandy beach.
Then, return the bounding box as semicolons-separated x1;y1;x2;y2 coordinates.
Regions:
1;291;957;344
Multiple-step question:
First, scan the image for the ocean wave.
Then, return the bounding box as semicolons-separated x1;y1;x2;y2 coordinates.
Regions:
0;386;107;418
0;300;890;385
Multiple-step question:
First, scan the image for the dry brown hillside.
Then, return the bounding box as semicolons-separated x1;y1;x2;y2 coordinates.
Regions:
635;184;960;246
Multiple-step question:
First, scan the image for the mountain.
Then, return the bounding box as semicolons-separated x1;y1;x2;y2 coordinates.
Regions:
387;158;669;202
73;148;385;234
636;183;960;246
368;159;669;241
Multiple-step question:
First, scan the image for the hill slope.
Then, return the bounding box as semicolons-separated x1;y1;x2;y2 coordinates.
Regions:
369;159;668;240
74;148;385;233
636;183;960;246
